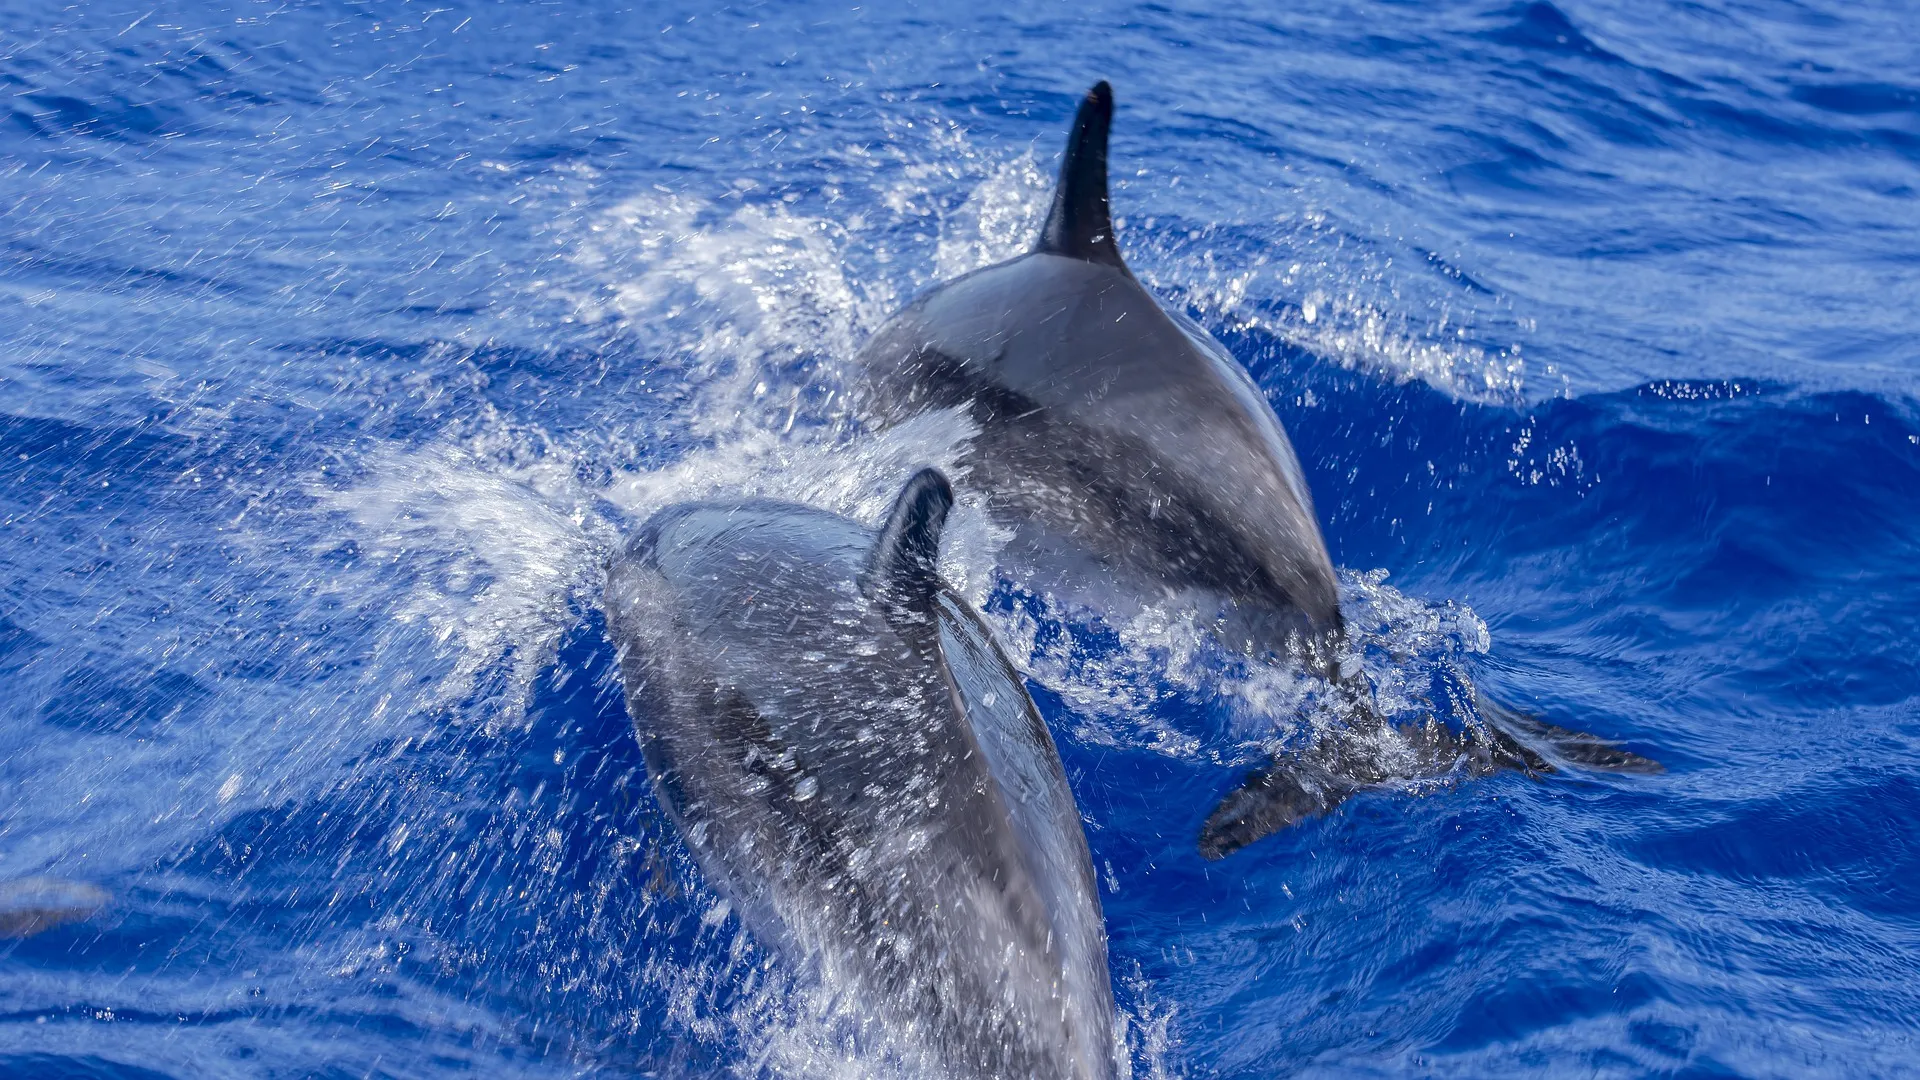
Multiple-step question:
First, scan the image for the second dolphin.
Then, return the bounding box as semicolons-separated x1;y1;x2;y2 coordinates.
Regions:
852;83;1658;859
605;469;1115;1078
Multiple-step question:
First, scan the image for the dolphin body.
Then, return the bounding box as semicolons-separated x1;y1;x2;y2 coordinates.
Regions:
851;83;1659;860
0;876;109;938
605;469;1115;1079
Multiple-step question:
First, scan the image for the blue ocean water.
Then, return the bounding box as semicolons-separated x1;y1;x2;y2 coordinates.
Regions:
2;0;1917;1076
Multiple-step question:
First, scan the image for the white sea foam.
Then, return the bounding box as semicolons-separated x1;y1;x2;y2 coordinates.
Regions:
312;430;609;733
983;567;1493;768
563;120;1050;446
1140;212;1542;404
571;191;882;437
1272;292;1532;403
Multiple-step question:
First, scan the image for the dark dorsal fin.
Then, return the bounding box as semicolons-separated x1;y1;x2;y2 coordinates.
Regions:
1035;81;1126;270
860;467;954;609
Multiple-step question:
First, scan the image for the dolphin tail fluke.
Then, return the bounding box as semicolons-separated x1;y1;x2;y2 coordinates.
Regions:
862;467;955;608
1476;692;1664;775
1036;82;1127;270
1195;692;1662;861
1197;762;1360;861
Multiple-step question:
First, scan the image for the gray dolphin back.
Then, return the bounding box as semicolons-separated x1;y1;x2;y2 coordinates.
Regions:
855;85;1343;651
604;468;1116;1078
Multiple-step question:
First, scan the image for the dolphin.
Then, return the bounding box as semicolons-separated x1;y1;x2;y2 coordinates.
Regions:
604;468;1116;1079
851;83;1659;860
0;875;109;938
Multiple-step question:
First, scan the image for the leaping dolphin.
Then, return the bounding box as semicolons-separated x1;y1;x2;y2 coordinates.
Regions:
851;83;1659;860
605;468;1116;1078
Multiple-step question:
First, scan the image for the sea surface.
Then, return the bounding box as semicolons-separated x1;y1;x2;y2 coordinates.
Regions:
2;1;1917;1077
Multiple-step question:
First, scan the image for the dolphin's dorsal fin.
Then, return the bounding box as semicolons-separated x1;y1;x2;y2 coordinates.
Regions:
861;467;954;609
1035;81;1127;271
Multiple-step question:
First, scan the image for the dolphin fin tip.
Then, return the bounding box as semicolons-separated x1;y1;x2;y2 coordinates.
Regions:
862;467;954;606
1477;692;1665;776
1558;738;1665;775
1196;763;1355;860
1036;81;1126;270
